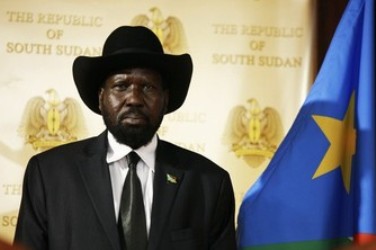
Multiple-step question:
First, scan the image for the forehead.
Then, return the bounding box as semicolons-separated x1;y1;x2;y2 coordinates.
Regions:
103;67;166;89
107;67;162;80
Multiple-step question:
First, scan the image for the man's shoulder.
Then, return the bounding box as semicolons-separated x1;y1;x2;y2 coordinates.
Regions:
158;139;228;175
158;139;205;159
32;132;106;160
45;136;97;152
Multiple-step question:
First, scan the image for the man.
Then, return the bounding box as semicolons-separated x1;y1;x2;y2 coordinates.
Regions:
14;26;236;250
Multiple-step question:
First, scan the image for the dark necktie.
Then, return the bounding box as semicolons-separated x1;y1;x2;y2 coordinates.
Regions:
118;151;147;250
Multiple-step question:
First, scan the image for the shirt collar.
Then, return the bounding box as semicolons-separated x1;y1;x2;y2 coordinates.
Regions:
106;132;157;172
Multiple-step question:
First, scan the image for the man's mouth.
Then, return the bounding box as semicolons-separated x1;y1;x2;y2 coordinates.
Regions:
123;116;146;125
120;111;147;125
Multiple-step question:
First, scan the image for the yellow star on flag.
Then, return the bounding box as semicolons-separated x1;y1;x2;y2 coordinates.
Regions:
312;92;357;193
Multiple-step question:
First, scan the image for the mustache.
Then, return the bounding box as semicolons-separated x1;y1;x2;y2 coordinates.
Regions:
118;107;148;121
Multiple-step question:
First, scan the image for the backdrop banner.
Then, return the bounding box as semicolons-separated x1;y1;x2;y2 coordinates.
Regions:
0;0;316;242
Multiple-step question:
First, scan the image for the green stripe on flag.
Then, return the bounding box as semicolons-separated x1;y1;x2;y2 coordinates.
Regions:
240;238;352;250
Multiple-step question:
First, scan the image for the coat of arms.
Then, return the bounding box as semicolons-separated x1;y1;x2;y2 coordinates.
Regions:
130;7;188;54
18;89;86;151
222;98;284;167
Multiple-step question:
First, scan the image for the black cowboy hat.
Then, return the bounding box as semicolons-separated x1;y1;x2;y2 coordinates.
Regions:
72;25;193;114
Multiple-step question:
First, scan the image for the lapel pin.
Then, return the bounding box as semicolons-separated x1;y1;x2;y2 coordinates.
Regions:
166;173;178;184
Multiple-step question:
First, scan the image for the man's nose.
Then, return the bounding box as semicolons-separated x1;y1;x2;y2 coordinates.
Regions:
126;85;144;105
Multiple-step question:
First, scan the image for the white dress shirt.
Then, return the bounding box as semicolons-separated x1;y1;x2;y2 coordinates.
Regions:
106;132;156;236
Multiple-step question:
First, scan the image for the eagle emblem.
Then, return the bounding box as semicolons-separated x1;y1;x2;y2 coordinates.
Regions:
18;89;87;151
222;98;284;168
130;7;188;54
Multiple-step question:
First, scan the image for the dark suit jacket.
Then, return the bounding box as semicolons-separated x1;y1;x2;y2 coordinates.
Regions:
14;131;236;250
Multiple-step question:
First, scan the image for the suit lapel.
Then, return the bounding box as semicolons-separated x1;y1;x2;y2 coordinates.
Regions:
77;135;186;249
148;140;185;249
78;131;121;250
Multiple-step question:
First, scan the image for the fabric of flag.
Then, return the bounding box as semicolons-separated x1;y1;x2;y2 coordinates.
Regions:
237;0;375;249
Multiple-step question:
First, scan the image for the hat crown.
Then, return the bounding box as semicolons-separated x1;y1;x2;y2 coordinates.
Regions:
102;26;164;56
73;25;192;115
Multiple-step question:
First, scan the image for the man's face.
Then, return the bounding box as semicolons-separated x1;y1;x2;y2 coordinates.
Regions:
99;68;169;149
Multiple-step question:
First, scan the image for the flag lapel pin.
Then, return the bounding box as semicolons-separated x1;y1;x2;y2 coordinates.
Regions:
166;173;178;184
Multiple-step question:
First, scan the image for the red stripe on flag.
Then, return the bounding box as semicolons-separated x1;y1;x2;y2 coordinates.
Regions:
354;233;376;245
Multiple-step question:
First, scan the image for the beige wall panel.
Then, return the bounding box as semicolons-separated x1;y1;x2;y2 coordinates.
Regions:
0;0;316;242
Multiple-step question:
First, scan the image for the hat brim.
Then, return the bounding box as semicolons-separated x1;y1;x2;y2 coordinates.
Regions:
73;51;193;114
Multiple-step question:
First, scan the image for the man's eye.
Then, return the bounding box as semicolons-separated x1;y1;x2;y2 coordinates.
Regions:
113;83;128;91
143;84;156;92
